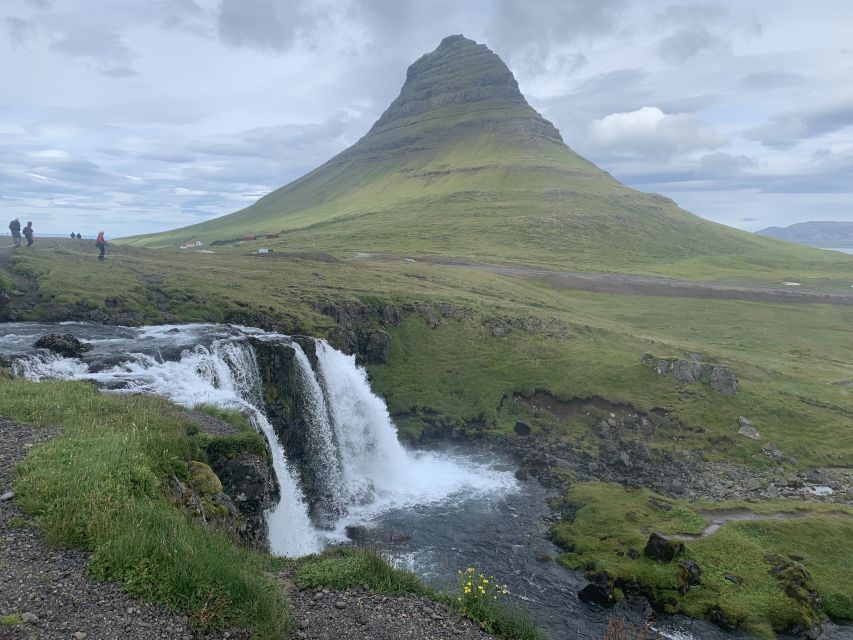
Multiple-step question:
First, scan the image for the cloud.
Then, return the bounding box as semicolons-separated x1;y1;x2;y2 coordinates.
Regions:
747;100;853;148
657;26;728;63
6;16;36;46
25;0;52;9
587;106;725;158
698;152;754;174
739;71;807;91
50;25;136;64
216;0;316;52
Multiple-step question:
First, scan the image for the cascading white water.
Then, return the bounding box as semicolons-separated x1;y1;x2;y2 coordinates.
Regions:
314;339;518;539
290;343;346;520
12;334;322;556
8;324;517;555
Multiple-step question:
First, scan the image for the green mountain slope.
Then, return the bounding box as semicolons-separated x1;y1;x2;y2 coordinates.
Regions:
128;35;851;277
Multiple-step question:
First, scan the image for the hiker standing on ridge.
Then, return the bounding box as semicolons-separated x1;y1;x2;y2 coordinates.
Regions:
23;221;34;247
8;217;21;246
96;230;107;261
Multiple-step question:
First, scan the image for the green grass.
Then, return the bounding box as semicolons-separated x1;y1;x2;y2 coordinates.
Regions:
293;547;428;594
1;377;289;638
2;240;852;637
292;549;546;640
0;613;22;626
552;482;853;637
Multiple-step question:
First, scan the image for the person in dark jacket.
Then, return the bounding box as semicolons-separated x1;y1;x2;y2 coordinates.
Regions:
76;233;82;239
96;230;107;260
22;221;34;246
9;218;21;246
70;232;76;238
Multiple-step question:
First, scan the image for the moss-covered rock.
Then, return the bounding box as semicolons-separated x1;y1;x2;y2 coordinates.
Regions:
188;461;223;495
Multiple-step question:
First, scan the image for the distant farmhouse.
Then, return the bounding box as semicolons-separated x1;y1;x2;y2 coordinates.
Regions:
179;240;203;249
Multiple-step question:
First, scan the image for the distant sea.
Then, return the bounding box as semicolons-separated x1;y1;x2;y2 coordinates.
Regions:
822;247;853;255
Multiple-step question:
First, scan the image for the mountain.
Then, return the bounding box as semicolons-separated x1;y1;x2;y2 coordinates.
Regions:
757;221;853;247
129;36;849;275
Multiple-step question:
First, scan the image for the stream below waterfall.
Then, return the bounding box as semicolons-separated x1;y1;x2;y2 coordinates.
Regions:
2;322;850;640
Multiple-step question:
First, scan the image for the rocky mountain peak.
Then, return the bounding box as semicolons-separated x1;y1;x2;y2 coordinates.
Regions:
367;35;562;143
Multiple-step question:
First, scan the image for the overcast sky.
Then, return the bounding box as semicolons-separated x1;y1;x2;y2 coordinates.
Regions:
2;0;852;237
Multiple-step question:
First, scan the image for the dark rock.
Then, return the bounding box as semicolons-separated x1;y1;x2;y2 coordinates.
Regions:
627;548;641;560
677;559;702;592
578;583;614;608
710;605;742;630
345;525;370;542
643;532;683;562
723;573;744;586
514;468;528;481
514;421;532;436
380;305;402;326
208;452;276;549
33;333;92;358
362;330;390;364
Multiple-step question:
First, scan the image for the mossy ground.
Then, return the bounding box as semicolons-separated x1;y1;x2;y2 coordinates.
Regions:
552;482;853;637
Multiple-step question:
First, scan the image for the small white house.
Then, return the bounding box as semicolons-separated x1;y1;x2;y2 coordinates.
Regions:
179;240;204;249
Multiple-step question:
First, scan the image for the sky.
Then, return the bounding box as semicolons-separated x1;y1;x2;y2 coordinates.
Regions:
2;0;852;237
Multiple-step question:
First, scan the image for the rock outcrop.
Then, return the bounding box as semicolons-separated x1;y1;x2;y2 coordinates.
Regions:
642;354;738;395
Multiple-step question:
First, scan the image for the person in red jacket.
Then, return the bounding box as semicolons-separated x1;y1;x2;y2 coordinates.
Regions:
96;231;107;261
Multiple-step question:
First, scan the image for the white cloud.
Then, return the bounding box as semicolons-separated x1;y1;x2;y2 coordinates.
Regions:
587;106;725;158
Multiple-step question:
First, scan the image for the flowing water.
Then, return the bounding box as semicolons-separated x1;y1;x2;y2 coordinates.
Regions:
3;322;850;640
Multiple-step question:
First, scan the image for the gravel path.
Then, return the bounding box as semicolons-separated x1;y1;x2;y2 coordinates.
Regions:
286;582;494;640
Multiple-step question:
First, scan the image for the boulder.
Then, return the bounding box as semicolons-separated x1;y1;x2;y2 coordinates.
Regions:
643;532;683;562
33;333;92;358
710;365;738;395
188;461;223;495
578;571;615;607
736;416;752;427
578;583;615;607
514;421;532;436
738;425;761;440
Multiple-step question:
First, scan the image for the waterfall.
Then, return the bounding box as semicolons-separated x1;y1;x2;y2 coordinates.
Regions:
7;323;517;556
11;332;322;556
290;343;346;523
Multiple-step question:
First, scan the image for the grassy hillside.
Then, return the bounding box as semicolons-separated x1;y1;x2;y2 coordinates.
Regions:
124;37;853;282
2;242;852;636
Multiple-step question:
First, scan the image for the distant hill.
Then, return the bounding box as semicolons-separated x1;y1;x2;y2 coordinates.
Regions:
127;36;851;275
757;221;853;247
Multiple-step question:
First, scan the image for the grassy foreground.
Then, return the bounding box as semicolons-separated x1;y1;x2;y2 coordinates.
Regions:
1;376;290;638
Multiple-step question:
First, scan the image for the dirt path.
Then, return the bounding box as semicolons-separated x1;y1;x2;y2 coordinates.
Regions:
351;254;853;305
671;508;853;541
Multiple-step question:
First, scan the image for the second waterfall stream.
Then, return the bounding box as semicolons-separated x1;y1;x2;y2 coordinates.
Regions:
8;322;518;556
